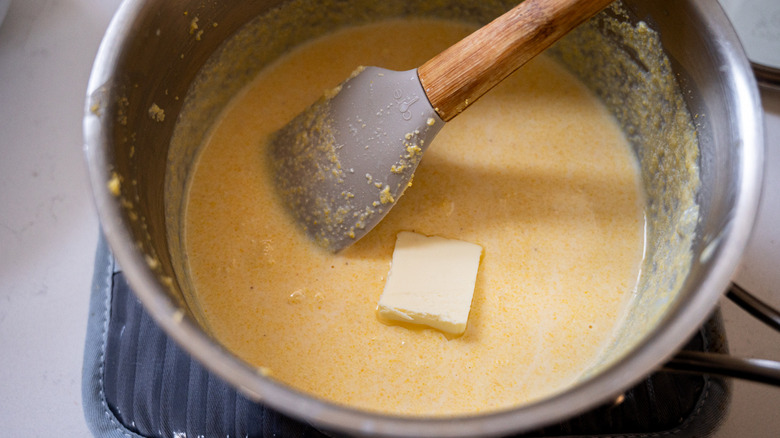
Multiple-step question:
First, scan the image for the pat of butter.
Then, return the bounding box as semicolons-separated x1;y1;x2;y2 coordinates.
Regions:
377;231;483;335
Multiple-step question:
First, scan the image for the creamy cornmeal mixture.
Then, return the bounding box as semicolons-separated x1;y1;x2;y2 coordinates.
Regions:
184;19;645;416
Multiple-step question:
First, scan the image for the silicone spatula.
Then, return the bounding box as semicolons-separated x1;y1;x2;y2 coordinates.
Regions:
270;0;614;252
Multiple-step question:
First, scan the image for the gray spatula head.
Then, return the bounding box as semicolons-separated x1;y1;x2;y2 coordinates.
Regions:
269;67;443;252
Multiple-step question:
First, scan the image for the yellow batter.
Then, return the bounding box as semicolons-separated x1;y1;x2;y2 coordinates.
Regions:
184;19;645;416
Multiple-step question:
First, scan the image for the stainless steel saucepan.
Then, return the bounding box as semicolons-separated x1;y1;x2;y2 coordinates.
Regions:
84;0;767;436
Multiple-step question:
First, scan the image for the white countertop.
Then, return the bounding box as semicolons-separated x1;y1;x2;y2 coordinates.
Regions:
1;1;778;436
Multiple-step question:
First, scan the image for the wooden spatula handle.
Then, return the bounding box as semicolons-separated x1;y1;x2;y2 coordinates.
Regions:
418;0;614;122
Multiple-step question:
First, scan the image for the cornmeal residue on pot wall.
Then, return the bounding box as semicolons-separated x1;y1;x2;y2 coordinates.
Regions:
181;18;646;416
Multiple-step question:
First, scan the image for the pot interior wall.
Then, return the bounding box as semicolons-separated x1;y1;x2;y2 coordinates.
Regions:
94;0;745;419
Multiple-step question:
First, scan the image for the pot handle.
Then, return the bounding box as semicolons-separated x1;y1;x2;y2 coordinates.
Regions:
663;283;780;386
